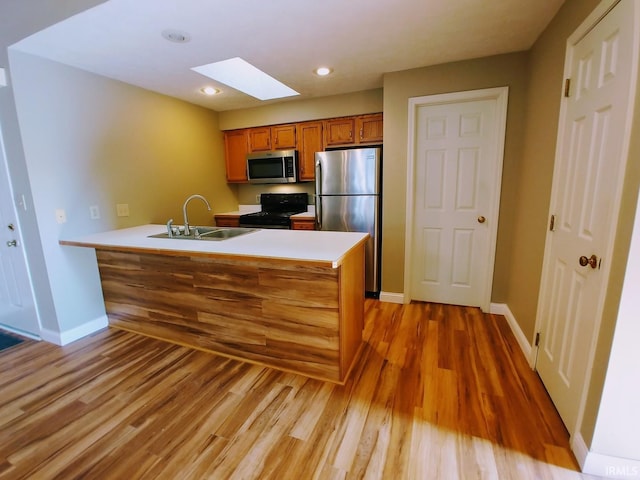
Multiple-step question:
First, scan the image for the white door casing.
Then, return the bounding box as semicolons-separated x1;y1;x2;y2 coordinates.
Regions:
405;87;508;311
534;0;638;436
0;120;40;336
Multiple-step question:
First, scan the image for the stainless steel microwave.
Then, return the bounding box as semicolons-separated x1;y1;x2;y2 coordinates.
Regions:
246;150;298;184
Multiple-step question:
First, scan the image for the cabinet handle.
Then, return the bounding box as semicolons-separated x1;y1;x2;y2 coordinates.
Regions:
360;128;363;139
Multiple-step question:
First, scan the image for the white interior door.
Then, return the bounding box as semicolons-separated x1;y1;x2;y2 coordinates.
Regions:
407;88;508;311
535;0;637;434
0;123;39;336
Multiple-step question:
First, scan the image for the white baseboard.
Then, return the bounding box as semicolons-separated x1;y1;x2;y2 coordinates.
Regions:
572;432;590;469
379;291;406;304
40;314;109;346
490;303;533;366
574;432;640;478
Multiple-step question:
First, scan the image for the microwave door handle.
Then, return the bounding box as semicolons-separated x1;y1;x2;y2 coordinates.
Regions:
315;159;322;230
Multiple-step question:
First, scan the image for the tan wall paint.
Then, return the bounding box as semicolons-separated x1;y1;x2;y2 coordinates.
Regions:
12;52;238;228
506;0;601;345
381;52;529;301
219;89;383;131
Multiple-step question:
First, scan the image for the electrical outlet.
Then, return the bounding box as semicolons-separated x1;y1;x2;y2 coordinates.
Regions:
256;194;261;204
89;205;100;220
116;203;129;217
55;209;67;224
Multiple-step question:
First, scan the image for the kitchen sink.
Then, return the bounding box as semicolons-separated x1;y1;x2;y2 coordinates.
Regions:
148;227;257;241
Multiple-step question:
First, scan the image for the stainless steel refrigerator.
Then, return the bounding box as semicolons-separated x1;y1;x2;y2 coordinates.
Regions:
315;147;381;295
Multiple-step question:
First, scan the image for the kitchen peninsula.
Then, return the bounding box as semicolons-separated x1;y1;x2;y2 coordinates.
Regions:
60;225;368;384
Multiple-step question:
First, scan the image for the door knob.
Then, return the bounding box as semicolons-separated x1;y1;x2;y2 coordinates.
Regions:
6;240;17;247
579;254;598;269
477;216;486;224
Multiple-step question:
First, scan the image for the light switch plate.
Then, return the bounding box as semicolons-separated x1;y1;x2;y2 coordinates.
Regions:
116;203;129;217
89;205;100;220
55;209;67;224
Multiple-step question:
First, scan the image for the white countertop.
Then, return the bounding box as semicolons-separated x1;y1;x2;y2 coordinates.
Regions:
60;224;367;267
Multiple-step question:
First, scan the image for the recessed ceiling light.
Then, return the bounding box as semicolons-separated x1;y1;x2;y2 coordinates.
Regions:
315;67;333;76
191;57;299;101
200;86;220;96
161;29;191;43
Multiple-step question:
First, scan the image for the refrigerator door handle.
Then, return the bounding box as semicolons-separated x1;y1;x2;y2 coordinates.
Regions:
315;159;322;230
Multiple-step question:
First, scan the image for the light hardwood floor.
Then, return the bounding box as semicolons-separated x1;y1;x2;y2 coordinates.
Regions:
0;300;599;479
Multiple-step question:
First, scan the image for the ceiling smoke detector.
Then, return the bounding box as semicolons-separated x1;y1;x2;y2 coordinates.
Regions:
161;29;191;43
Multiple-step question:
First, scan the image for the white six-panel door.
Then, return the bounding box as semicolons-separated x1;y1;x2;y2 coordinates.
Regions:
407;88;508;310
535;0;637;434
0;125;39;336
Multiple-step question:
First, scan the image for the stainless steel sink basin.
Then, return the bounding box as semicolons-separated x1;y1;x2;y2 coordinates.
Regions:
148;227;257;241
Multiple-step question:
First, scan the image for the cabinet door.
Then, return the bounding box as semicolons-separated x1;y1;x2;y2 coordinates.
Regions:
297;121;323;181
214;215;240;227
248;127;272;152
272;124;296;150
323;118;355;147
357;113;383;143
224;129;249;182
291;218;316;230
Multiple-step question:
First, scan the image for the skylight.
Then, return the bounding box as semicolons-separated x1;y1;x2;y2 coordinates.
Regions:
191;57;299;101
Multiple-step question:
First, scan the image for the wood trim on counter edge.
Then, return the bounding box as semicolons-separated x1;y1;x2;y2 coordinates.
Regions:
338;241;366;380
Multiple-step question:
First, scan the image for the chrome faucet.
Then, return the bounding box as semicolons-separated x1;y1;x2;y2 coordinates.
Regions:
182;194;212;236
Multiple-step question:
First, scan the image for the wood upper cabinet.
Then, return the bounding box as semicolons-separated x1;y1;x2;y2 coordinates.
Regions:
323;113;383;147
357;113;383;144
222;114;382;183
224;129;249;182
323;117;355;147
297;121;323;181
272;124;297;150
248;127;271;152
249;124;297;152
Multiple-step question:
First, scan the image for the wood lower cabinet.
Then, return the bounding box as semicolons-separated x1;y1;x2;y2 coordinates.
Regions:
291;217;316;230
94;244;365;384
214;215;240;227
249;124;296;152
297;121;323;181
224;129;249;182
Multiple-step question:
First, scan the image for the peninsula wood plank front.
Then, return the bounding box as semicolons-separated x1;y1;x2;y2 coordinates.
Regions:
93;247;363;384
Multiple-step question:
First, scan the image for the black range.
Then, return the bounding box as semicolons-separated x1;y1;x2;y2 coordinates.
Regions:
239;193;308;229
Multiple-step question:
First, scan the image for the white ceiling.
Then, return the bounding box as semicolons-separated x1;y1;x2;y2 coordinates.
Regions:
11;0;565;112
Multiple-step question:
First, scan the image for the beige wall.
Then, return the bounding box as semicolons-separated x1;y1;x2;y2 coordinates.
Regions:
9;50;238;332
381;52;529;301
506;0;601;343
219;89;383;131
